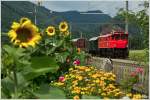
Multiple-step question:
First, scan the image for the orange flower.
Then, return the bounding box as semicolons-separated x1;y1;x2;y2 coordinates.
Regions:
77;48;81;54
73;95;79;100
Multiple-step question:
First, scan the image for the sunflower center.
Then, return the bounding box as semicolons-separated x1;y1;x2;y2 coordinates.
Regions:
48;28;54;33
16;28;33;42
61;24;66;29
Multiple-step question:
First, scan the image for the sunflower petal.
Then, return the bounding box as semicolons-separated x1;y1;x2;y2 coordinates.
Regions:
8;30;17;39
21;19;32;28
14;40;20;45
20;17;31;24
28;41;36;47
11;22;20;30
21;43;28;48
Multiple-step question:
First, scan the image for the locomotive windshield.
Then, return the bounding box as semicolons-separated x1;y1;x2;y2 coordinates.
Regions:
115;35;120;40
121;34;128;40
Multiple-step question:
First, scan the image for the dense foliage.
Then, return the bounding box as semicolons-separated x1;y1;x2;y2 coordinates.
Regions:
113;1;149;50
1;17;87;99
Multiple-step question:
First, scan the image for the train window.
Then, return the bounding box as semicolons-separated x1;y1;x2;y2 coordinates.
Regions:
115;35;120;40
121;34;127;40
111;35;114;40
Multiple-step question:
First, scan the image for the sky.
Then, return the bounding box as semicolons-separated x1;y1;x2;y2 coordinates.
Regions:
32;0;145;17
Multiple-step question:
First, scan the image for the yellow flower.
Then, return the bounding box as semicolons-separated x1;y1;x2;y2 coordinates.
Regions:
92;74;98;78
100;77;106;81
64;30;70;36
8;17;41;48
81;92;85;95
104;97;109;100
73;87;81;94
126;93;132;97
132;94;142;99
69;68;73;71
95;79;100;83
73;95;79;100
76;76;83;81
59;21;68;32
46;26;55;36
101;93;106;96
72;80;78;85
85;68;91;72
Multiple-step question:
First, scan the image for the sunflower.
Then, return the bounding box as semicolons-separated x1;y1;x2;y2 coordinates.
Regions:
46;26;55;36
8;17;41;48
64;30;70;36
59;21;68;32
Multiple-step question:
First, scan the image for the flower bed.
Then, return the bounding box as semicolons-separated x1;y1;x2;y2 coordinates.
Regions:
51;66;145;99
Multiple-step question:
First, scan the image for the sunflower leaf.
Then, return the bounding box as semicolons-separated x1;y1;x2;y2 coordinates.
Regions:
1;73;29;98
31;84;66;99
23;56;59;80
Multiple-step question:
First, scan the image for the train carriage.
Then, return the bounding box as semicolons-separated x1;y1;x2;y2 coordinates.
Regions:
71;38;87;51
88;36;99;55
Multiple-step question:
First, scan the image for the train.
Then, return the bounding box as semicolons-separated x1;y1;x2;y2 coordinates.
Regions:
72;30;129;58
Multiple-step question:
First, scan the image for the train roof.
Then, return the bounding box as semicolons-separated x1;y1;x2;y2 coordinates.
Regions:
99;31;128;38
89;36;99;41
99;34;112;38
71;38;87;42
71;38;80;42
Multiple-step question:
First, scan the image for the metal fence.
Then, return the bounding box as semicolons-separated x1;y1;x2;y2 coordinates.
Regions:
90;57;149;94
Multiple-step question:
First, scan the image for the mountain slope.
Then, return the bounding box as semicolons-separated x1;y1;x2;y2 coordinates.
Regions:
2;1;113;39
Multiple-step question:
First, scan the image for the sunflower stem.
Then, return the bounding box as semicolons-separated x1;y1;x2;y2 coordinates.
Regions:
13;66;18;98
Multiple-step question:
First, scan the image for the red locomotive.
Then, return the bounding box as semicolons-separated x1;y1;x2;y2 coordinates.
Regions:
98;31;129;58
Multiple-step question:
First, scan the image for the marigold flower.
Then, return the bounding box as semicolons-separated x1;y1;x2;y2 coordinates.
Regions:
73;95;79;100
126;93;132;97
77;48;81;54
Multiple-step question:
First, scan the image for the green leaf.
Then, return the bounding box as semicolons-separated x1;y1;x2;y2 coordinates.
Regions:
1;77;14;98
1;73;29;98
55;52;70;63
82;95;100;99
24;56;59;80
32;84;66;99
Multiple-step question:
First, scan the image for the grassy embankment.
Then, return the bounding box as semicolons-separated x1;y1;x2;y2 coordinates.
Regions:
129;50;148;62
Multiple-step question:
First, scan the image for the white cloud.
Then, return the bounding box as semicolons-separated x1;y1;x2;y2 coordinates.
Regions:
33;1;145;17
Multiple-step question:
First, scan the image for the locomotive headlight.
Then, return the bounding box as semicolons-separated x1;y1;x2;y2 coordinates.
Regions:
126;44;128;47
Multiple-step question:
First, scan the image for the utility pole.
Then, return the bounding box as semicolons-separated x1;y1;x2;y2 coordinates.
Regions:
34;5;37;25
28;1;42;25
125;1;128;34
80;32;83;38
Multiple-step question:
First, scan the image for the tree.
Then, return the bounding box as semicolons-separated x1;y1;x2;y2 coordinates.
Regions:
115;1;149;49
